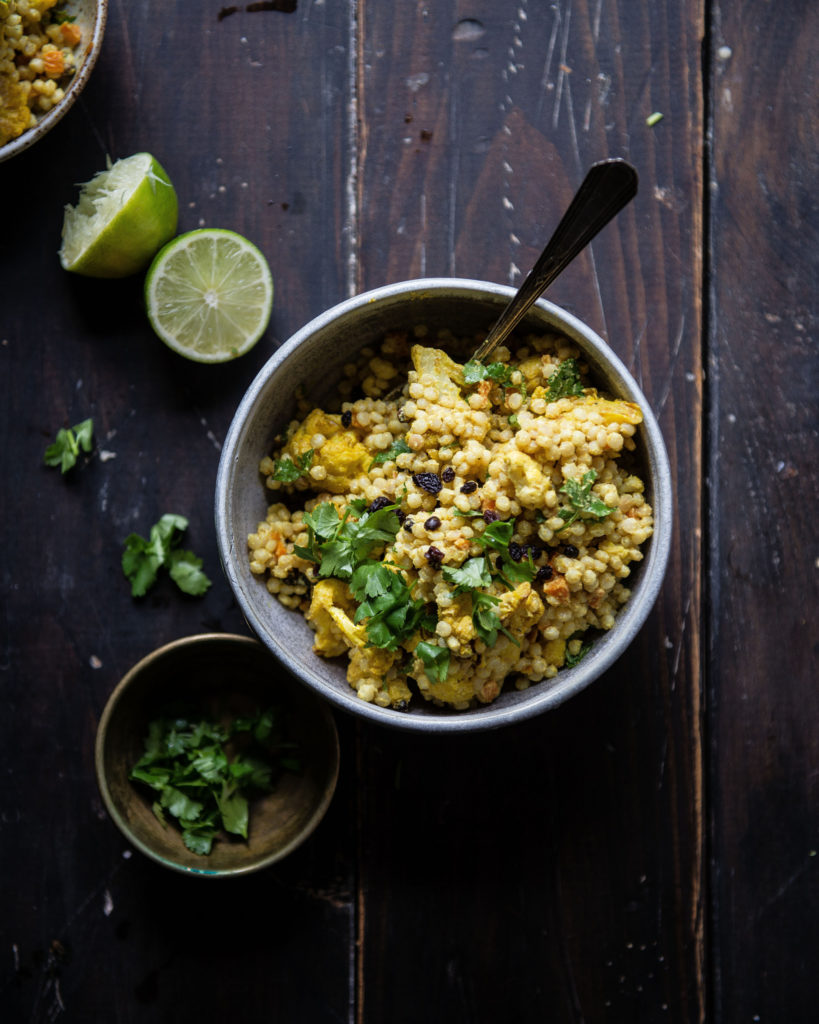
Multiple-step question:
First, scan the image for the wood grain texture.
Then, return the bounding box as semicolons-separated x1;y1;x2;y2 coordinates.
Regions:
708;1;819;1019
354;2;705;1021
0;5;357;1021
3;0;814;1020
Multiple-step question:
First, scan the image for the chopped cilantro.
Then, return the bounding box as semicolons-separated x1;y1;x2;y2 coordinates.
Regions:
368;438;411;469
543;358;585;400
443;556;517;646
556;469;613;532
462;359;527;400
565;637;593;667
44;417;93;473
350;560;432;651
415;641;450;684
475;519;536;586
129;706;299;856
443;556;492;591
122;514;211;598
272;449;314;483
297;500;432;651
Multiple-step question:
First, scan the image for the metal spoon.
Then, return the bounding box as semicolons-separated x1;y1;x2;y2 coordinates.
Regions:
468;158;638;364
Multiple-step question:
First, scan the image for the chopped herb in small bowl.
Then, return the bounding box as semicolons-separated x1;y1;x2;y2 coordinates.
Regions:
95;634;339;876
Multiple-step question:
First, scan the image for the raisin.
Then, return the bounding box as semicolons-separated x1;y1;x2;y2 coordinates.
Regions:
460;480;478;494
412;472;443;494
483;509;500;523
562;544;579;558
441;467;455;483
425;546;444;568
341;410;352;428
508;542;523;562
535;565;553;583
368;496;392;513
403;518;414;533
424;515;441;531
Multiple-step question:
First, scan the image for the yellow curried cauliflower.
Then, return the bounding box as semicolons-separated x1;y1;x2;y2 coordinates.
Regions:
498;582;544;638
306;579;366;656
499;448;553;509
285;409;370;493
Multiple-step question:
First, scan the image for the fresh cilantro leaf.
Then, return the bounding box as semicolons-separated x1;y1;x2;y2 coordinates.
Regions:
304;502;343;539
556;470;613;532
463;360;514;387
369;438;412;469
122;514;211;597
544;358;585;400
216;785;249;838
443;556;492;591
168;550;212;596
415;641;450;684
182;829;217;856
272;449;314;483
43;417;94;474
565;638;593;667
471;591;503;646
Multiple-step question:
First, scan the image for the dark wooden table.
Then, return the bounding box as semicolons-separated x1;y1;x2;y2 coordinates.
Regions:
2;2;816;1021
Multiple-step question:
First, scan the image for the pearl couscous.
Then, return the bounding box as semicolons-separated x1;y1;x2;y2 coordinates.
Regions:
248;327;654;711
0;1;84;147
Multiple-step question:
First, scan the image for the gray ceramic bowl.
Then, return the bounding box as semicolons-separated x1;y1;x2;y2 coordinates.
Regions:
95;633;340;876
0;0;107;164
215;279;672;732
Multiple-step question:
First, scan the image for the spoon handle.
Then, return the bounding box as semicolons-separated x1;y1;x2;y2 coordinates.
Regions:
469;158;638;364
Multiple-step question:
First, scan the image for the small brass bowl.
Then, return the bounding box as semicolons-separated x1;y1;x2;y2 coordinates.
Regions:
95;633;340;877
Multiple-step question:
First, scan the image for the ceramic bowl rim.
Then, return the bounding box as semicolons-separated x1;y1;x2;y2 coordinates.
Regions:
0;0;108;164
94;632;340;877
215;278;673;733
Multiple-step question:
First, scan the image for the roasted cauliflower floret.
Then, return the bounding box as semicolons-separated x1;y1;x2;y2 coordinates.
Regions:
283;409;370;493
498;448;552;509
306;579;366;656
498;582;545;638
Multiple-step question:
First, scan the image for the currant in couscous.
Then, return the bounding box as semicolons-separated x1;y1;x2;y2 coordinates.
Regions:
248;327;654;712
0;1;84;147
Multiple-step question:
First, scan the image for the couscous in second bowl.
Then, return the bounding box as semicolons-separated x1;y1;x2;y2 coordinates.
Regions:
215;279;672;733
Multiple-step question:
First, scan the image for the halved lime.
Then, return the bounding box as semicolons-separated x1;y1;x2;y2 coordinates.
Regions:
144;229;274;363
60;153;178;278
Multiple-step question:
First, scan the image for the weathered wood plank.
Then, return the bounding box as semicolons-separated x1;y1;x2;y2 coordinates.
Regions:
0;4;357;1021
354;2;705;1020
707;1;819;1019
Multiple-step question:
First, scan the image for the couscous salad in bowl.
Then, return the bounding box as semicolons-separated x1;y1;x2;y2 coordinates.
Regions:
215;280;672;732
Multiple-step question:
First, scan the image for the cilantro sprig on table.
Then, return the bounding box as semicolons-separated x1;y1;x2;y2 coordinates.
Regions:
122;514;211;598
556;469;613;532
44;418;94;474
129;707;300;856
272;449;314;483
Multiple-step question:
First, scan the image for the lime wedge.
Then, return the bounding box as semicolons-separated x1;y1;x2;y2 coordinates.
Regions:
60;153;178;278
144;229;274;363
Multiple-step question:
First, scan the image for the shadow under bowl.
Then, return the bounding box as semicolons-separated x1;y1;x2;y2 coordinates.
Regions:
95;633;340;876
215;279;673;733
